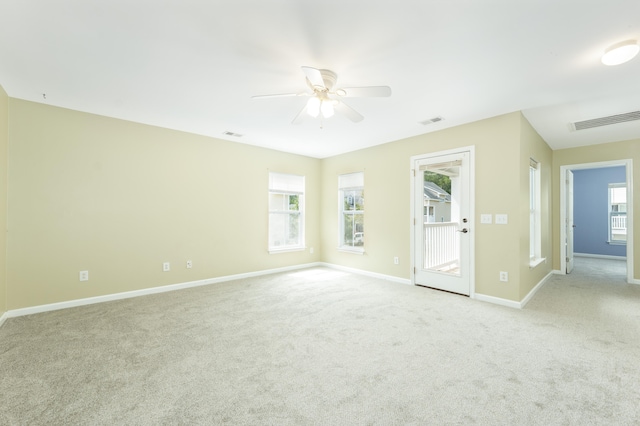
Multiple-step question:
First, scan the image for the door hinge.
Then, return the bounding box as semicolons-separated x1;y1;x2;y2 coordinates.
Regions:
413;267;416;274
412;169;415;177
566;257;570;262
414;218;416;225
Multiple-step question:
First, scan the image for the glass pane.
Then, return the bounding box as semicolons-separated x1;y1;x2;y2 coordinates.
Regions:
269;213;286;247
287;213;300;245
353;213;364;246
422;169;459;275
342;212;364;247
343;213;354;246
288;194;299;211
269;193;286;210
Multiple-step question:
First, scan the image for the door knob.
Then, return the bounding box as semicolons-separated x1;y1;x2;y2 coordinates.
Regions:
457;228;468;233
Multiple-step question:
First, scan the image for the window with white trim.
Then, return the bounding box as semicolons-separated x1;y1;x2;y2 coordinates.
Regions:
339;172;364;252
268;172;305;252
529;159;542;265
608;183;627;244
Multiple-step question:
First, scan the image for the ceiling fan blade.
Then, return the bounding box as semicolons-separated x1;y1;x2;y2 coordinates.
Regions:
335;101;364;123
301;66;325;89
292;105;307;124
338;86;392;97
252;92;306;99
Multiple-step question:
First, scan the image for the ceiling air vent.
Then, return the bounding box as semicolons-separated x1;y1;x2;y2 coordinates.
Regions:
569;111;640;131
420;116;444;126
222;131;243;137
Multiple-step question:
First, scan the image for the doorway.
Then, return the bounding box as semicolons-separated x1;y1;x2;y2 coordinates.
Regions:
411;147;475;295
560;160;634;282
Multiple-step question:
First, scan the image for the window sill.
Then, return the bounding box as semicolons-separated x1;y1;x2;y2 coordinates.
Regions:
269;246;305;254
337;247;365;255
529;257;546;269
607;241;627;246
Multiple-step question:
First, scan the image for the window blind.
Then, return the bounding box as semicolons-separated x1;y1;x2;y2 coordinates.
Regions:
269;172;304;193
338;172;364;189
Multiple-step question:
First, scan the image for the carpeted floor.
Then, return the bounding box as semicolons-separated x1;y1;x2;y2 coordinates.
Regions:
1;257;639;425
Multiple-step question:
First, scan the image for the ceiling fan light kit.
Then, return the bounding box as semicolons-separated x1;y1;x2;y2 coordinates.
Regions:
601;39;639;66
253;66;391;124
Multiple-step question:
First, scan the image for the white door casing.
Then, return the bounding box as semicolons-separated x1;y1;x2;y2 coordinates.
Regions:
566;169;574;274
411;148;475;296
559;160;634;283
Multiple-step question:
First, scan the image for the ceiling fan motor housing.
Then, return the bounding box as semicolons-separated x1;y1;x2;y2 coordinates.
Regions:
307;69;338;91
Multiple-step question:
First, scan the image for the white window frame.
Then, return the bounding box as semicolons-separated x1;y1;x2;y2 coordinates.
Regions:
268;172;305;253
338;172;364;254
529;159;543;267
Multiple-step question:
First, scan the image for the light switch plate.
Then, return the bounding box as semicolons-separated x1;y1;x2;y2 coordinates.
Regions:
495;214;508;225
480;214;492;224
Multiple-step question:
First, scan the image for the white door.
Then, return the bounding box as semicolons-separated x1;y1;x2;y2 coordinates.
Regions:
566;169;575;274
413;150;472;295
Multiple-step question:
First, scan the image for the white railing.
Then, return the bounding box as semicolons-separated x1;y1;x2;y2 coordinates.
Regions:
424;222;459;270
611;215;627;230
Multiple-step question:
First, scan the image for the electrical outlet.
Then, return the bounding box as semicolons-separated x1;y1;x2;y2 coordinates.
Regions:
480;214;492;224
394;256;399;265
499;271;508;282
79;270;89;282
186;260;192;269
163;262;170;272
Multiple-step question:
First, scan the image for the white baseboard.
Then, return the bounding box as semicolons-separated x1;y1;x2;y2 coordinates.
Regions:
475;270;556;309
319;262;412;285
574;253;626;260
520;271;555;308
0;311;7;328
473;293;521;309
4;262;322;321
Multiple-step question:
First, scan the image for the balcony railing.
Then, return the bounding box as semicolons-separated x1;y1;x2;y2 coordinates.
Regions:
611;213;627;242
611;214;627;230
424;221;459;272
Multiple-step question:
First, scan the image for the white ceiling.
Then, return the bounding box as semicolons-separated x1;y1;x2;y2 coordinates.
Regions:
1;1;639;158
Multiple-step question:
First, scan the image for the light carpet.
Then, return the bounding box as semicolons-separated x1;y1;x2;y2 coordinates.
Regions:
1;258;639;425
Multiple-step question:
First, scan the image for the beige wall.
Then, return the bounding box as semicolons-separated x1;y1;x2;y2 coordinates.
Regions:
2;97;561;310
0;85;8;317
321;112;551;302
552;139;640;278
7;99;321;309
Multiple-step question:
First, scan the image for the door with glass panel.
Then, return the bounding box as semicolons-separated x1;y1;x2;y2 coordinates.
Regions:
413;150;472;295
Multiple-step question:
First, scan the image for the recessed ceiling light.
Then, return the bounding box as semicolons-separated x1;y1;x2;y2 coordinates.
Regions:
601;39;639;66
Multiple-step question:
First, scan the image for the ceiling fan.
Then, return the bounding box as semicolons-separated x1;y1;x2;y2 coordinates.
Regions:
252;66;391;124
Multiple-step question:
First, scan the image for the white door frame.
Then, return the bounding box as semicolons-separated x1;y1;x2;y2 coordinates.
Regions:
410;146;476;297
559;159;635;283
566;169;575;274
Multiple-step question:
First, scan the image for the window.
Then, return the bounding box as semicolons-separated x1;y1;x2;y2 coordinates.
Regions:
268;172;304;252
339;172;364;252
529;159;542;266
608;183;627;244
